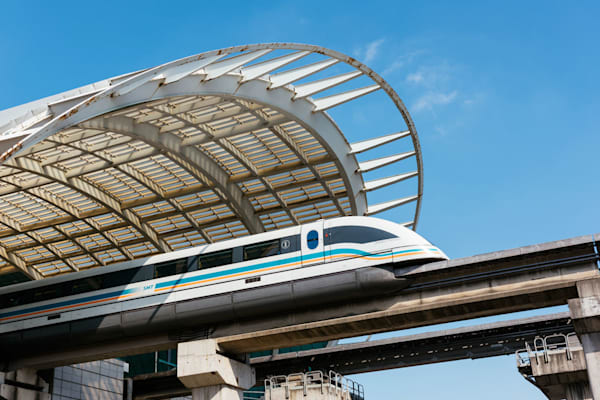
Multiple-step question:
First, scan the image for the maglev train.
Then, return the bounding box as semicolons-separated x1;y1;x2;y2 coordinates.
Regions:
0;216;447;358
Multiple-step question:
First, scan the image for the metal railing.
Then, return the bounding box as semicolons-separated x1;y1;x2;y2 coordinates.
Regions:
516;333;579;367
264;370;364;400
328;370;364;400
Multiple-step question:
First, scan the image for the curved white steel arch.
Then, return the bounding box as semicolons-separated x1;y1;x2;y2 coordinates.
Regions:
0;43;424;281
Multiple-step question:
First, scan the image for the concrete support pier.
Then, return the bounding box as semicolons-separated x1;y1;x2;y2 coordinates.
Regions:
516;333;594;399
0;368;50;400
569;278;600;399
523;345;591;400
177;339;255;400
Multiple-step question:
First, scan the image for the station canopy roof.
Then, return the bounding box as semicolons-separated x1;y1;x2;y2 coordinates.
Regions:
0;43;423;284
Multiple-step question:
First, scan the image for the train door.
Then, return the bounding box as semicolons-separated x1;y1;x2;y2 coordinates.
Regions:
301;220;324;266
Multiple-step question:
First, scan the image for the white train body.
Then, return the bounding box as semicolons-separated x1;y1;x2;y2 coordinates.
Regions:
0;217;446;357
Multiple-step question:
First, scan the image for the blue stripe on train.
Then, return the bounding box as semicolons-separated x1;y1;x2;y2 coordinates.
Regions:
154;253;304;289
153;248;398;290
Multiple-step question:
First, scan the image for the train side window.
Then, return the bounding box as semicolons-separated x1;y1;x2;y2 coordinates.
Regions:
232;247;243;263
0;293;13;308
0;288;36;308
71;276;103;295
198;249;233;269
103;269;136;289
280;235;299;254
32;286;62;304
0;293;20;308
102;265;154;289
325;226;396;245
244;239;280;261
186;256;199;272
155;259;187;279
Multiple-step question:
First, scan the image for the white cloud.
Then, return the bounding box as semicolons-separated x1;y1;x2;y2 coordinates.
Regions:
413;91;458;112
383;60;405;75
405;62;454;88
362;38;385;64
382;50;425;76
406;71;424;84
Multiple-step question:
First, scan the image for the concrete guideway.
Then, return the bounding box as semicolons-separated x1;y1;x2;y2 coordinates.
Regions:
251;312;575;379
168;276;600;400
129;312;574;399
214;233;600;353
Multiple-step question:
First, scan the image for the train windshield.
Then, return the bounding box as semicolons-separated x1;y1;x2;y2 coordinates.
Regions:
325;226;396;245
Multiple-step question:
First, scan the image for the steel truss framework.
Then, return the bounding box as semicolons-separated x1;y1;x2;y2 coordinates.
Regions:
0;43;423;281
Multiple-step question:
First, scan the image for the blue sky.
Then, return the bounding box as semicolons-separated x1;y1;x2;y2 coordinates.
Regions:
2;1;599;398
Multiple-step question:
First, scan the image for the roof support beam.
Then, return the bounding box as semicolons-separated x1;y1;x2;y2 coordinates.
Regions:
201;50;272;81
0;140;159;195
57;136;213;248
160;55;227;85
139;96;225;121
114;54;229;97
357;152;415;173
138;171;343;224
363;171;418;192
4;156;170;254
236;100;346;218
312;85;380;112
0;194;73;276
179;114;289;147
350;131;411;154
23;189;107;271
240;51;310;83
0;245;42;280
293;71;362;100
256;191;347;217
0;219;130;253
268;59;338;89
80;116;264;235
230;154;334;183
216;134;298;225
0;208;244;258
366;196;418;215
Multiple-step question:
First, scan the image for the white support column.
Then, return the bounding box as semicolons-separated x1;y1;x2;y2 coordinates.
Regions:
569;278;600;400
177;339;255;400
